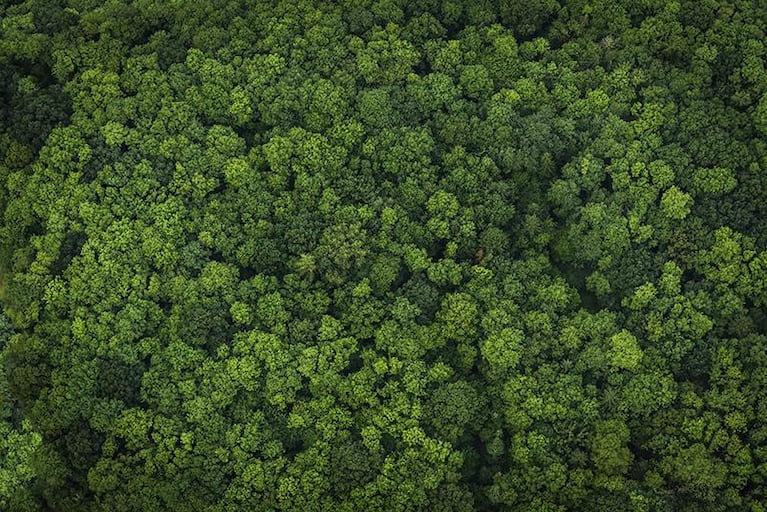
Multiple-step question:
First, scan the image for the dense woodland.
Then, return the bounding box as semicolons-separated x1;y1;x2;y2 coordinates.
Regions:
2;0;767;510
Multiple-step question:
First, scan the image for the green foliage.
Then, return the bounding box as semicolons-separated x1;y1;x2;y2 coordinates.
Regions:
661;186;693;220
2;1;767;510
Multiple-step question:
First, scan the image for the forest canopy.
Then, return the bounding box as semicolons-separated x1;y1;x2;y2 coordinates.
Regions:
2;0;767;510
